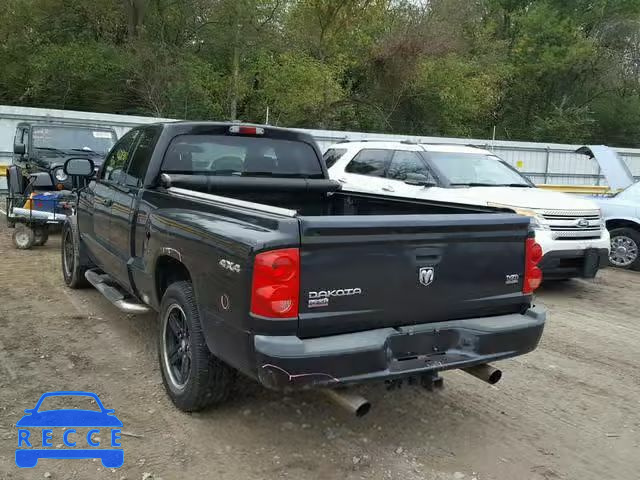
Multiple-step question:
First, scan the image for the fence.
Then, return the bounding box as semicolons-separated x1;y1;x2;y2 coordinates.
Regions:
2;105;640;191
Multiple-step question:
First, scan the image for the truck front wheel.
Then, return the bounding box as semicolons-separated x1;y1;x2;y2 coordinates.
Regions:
158;281;235;411
61;218;90;288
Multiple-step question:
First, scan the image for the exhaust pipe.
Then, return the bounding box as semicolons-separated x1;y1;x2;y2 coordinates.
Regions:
462;364;502;385
322;389;371;417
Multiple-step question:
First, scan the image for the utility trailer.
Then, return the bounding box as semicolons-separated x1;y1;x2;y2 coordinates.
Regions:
4;173;73;249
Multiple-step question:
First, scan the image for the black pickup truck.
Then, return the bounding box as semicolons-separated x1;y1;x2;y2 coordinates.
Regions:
61;122;546;414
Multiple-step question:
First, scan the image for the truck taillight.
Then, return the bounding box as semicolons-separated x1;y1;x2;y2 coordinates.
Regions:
250;248;299;319
229;125;264;135
523;238;543;294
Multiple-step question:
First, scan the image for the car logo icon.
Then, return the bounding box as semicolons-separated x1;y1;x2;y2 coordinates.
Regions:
15;391;123;468
419;267;435;286
577;218;590;228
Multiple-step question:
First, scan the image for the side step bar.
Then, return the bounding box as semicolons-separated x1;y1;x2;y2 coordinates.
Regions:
85;269;151;314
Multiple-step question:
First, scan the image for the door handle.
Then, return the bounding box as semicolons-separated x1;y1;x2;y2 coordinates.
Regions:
338;178;347;184
100;198;113;207
382;186;395;192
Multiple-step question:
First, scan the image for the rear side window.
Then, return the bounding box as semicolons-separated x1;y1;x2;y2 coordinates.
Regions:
345;149;391;177
387;150;432;181
162;135;323;179
323;148;347;169
124;126;161;187
101;129;140;182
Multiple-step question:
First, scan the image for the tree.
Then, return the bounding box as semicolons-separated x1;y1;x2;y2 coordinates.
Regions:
249;51;344;126
3;0;640;147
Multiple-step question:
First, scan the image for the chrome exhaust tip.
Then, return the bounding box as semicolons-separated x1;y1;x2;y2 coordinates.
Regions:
322;389;371;417
462;364;502;385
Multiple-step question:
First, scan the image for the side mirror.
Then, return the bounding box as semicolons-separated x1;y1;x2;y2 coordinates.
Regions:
159;173;172;188
404;173;436;187
14;144;25;155
64;157;95;177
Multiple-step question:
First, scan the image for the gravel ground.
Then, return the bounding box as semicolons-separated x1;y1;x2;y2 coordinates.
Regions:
0;228;637;480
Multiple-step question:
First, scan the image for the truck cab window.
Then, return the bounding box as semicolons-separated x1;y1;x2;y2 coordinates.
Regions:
387;150;433;182
345;149;391;177
102;130;139;183
162;135;323;179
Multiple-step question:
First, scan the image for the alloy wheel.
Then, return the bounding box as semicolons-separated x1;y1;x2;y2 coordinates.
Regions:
610;235;639;267
162;304;192;389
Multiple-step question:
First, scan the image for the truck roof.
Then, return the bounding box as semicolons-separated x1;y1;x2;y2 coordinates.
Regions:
150;121;319;146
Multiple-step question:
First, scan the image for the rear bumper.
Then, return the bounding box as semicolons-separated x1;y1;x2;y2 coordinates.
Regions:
254;306;546;390
539;248;609;279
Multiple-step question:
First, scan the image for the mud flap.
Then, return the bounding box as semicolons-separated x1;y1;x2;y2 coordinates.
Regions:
583;249;601;278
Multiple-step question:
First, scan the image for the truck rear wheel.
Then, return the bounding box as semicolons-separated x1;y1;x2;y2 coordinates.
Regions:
608;228;640;270
61;218;90;288
158;281;235;411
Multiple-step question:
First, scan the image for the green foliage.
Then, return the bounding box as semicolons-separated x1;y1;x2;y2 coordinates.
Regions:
2;0;640;146
591;95;640;147
497;2;600;139
531;103;595;144
24;42;132;112
250;52;345;127
408;55;504;137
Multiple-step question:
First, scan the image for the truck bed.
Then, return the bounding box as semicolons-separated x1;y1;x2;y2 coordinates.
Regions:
161;182;532;339
166;174;503;216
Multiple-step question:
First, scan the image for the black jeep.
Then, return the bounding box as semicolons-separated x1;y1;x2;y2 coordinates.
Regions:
11;122;117;191
5;123;118;249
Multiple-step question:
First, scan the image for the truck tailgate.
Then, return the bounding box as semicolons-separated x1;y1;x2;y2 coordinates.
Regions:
297;213;531;338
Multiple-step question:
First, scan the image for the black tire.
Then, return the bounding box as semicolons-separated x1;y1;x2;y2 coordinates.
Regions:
7;165;25;195
158;281;235;411
608;228;640;271
33;226;49;246
5;166;23;228
61;217;91;288
12;225;35;249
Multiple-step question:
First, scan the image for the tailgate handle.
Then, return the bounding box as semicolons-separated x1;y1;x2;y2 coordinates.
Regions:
382;186;395;192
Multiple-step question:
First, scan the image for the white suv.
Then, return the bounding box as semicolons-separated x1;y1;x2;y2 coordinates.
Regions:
325;141;611;280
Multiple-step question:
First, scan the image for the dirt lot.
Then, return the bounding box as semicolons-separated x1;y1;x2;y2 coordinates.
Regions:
0;227;638;480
